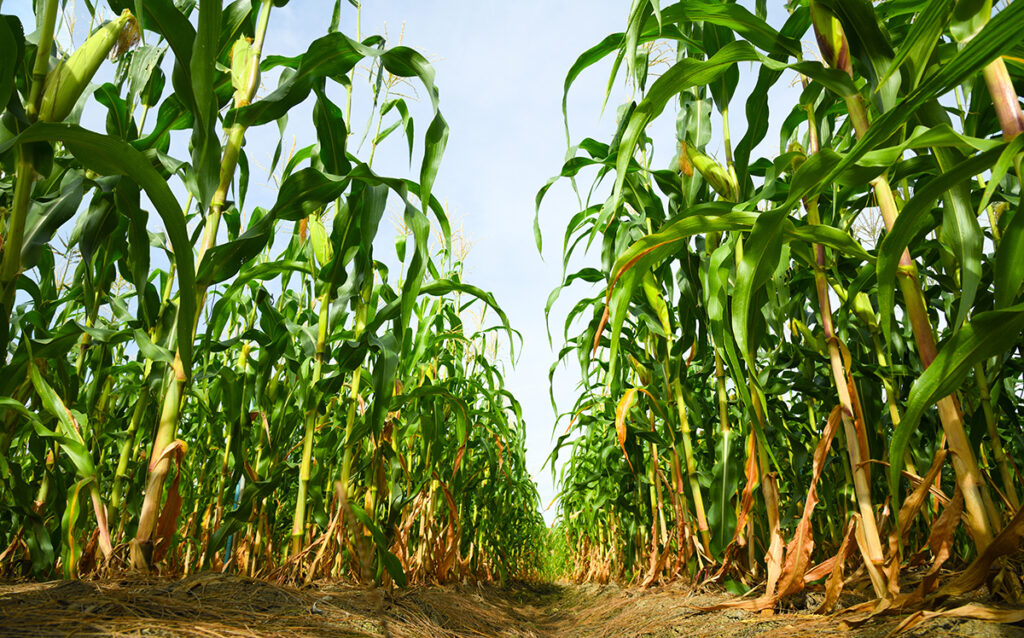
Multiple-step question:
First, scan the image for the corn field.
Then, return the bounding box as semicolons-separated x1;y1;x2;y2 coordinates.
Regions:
2;0;1024;621
542;0;1024;608
0;0;544;584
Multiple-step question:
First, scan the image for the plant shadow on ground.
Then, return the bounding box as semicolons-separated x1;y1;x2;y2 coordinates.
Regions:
1;574;1023;637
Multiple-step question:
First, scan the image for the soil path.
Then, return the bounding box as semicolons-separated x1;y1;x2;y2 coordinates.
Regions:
1;574;1021;637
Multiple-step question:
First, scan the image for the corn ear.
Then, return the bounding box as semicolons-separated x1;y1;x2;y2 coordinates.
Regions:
683;142;738;201
809;0;851;77
237;342;252;368
627;354;652;386
308;216;333;267
230;36;260;107
38;10;138;123
641;270;671;336
788;142;806;168
790;318;826;355
852;292;878;332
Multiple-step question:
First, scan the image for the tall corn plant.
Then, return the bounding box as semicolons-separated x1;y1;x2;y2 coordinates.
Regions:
0;0;543;583
543;0;1024;602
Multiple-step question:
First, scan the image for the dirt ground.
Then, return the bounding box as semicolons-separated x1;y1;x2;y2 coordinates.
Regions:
1;574;1022;638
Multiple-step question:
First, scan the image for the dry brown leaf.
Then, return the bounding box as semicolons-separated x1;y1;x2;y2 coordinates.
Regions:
592;304;610;359
913;485;963;597
776;402;842;597
614;389;638;473
707;432;759;583
153;440;188;564
888;603;1024;636
941;503;1024;597
815;518;857;613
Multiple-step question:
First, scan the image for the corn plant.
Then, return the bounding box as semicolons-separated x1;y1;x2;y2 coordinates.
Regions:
0;0;543;583
542;0;1024;604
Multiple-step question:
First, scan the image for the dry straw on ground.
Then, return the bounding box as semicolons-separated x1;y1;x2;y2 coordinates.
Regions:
1;574;1022;638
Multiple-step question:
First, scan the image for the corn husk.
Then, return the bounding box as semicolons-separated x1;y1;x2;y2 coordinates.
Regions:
809;1;851;77
38;10;139;123
682;142;738;201
230;36;260;107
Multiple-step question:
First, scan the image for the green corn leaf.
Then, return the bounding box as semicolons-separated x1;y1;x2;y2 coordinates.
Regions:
132;95;192;151
232;33;376;126
134;328;175;365
875;144;1002;343
28;363;96;480
418;112;448;227
20;173;84;269
0;397;41;426
732;211;785;369
704;24;740;114
59;477;90;579
312;87;349;176
348;503;407;586
889;302;1024;512
368;333;400;441
624;0;653;88
94;83;138;140
196;212;275;288
936;147;983;330
606;41;760;230
708;430;740;556
233;37;441;130
950;0;992;43
880;0;954;89
270;168;349;221
734;7;810;185
659;1;797;55
189;0;223;211
978;134;1024;219
996;198;1024;310
1;122;197;378
828;0;903;111
821;0;1024;187
0;17;21;113
217;0;253;60
138;0;198;112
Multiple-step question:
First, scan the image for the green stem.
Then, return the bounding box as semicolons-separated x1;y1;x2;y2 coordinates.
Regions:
983;58;1024;142
344;3;361;126
290;290;331;556
672;376;710;553
132;0;274;570
340;367;364;494
26;0;59;121
975;361;1020;511
0;0;64;313
131;352;184;567
1;147;35;321
844;93;997;549
110;390;148;532
804;193;885;565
